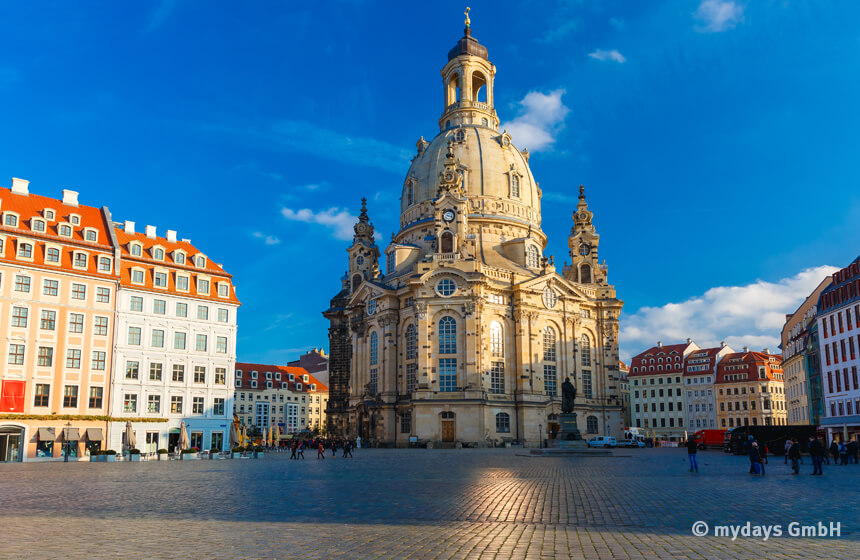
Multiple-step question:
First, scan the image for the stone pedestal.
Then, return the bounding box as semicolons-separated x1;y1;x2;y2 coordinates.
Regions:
556;412;586;449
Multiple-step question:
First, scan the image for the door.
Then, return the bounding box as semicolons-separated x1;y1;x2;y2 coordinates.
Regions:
0;427;23;462
442;420;456;442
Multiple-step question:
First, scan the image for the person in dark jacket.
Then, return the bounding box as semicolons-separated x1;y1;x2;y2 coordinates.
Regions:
848;438;859;464
749;442;761;475
809;436;824;475
788;438;801;475
758;442;767;476
686;438;698;472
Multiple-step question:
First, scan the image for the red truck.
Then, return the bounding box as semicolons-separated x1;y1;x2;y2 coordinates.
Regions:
692;429;726;450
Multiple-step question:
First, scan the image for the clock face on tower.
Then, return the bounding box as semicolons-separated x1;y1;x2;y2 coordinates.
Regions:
442;210;455;223
579;244;591;256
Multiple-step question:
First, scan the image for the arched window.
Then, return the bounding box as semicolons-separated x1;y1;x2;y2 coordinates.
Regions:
580;263;592;283
544;326;557;396
405;324;417;360
440;231;454;254
352;274;362;292
481;117;489;127
454;129;465;143
581;334;591;366
586;415;598;434
526;245;540;268
511;174;521;197
472;71;487;102
438;316;457;354
490;321;504;357
370;332;378;366
406;180;414;206
543;327;556;362
495;412;510;433
447;72;460;105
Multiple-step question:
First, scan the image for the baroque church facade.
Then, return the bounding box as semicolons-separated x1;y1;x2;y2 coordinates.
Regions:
324;19;624;446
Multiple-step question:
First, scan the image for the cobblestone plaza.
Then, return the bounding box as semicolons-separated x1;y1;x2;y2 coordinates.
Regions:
0;448;856;559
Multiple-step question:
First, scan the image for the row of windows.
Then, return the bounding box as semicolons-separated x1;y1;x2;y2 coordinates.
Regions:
122;393;225;416
635;388;683;398
635;417;685;428
124;326;228;353
2;238;113;271
721;417;785;428
236;392;311;403
632;377;681;386
236;380;307;391
829;398;860;418
127;297;230;322
8;344;107;370
129;268;229;297
29;384;105;409
822;305;860;338
123;362;226;385
824;335;859;366
127;243;207;269
235;370;309;383
635;401;683;413
8;308;110;334
1;213;97;239
1;273;112;302
827;366;859;394
234;404;307;414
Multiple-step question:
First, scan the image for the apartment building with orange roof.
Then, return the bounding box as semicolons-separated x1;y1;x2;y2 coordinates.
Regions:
0;179;117;461
234;363;328;435
715;349;786;429
683;343;734;431
108;220;240;454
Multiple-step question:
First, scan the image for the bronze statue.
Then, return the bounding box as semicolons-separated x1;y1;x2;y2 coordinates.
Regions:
561;377;576;413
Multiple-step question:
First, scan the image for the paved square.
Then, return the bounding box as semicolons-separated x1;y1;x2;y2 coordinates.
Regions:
0;448;856;559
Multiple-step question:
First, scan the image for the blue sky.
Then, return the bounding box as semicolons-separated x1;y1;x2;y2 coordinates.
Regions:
1;1;858;362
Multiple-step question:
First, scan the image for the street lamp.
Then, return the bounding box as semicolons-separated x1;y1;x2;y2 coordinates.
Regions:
538;424;543;449
63;421;71;463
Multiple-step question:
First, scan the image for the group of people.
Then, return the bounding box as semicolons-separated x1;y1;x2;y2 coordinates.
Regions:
265;438;360;460
804;436;859;475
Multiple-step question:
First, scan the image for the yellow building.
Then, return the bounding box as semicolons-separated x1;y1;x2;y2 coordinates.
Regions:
325;17;624;447
234;363;327;436
715;350;786;429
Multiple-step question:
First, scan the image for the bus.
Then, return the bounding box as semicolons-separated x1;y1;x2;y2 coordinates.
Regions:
723;425;819;455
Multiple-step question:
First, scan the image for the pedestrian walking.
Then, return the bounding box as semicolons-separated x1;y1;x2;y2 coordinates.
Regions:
686;437;699;473
829;440;839;464
788;438;800;475
343;441;353;458
331;440;337;457
317;441;326;460
297;441;305;459
848;438;859;464
758;442;767;476
839;441;848;465
290;441;297;460
784;439;792;464
809;436;824;475
749;442;761;476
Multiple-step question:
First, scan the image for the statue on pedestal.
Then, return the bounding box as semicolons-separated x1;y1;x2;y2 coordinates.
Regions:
562;377;576;413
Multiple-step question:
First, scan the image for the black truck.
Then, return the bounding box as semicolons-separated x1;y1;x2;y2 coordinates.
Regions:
724;425;819;455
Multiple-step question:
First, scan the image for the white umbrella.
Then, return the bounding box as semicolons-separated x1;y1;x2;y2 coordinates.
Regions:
179;421;190;450
124;421;137;450
229;423;240;449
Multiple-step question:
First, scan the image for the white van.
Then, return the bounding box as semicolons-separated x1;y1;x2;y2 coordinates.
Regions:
587;436;617;448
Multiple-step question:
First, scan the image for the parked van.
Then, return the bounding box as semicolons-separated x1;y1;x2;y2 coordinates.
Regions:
586;436;617;448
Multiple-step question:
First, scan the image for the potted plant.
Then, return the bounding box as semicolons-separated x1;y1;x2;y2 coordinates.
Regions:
231;446;244;459
128;448;142;462
181;447;199;460
157;448;168;460
89;450;100;462
104;449;117;463
254;445;264;459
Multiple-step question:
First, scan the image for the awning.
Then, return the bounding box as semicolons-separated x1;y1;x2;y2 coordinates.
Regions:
86;428;103;441
65;428;80;440
38;427;56;441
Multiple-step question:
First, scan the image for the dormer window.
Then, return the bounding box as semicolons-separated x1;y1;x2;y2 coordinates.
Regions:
59;224;72;237
4;213;19;227
526;245;540;268
275;372;281;380
153;271;168;287
131;268;145;284
73;252;88;268
266;372;272;380
174;251;186;265
251;371;258;379
31;219;46;233
310;384;316;391
289;374;295;382
69;214;81;226
236;370;242;378
45;247;60;263
302;375;309;383
17;241;33;259
250;380;257;388
152;247;165;260
130;243;142;257
176;275;190;291
98;257;112;272
43;209;55;221
217;283;229;297
296;383;302;391
197;279;210;294
84;229;97;242
195;255;206;268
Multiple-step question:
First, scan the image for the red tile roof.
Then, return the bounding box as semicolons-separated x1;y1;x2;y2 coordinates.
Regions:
235;363;329;392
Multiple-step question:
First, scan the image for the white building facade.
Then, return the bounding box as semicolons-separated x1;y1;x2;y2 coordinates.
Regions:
684;344;733;431
108;222;239;453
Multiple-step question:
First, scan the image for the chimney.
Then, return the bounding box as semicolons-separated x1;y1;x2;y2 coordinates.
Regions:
166;229;177;243
720;341;726;348
181;238;191;244
686;338;692;344
743;346;750;352
762;348;770;355
123;221;135;234
62;189;79;206
145;225;156;238
657;341;663;348
10;177;29;195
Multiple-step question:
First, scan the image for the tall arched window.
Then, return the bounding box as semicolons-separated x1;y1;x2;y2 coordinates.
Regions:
440;231;454;253
580;263;592;283
511;174;521;197
405;324;417;360
526;245;540;268
447;72;460;105
586;415;598;434
406;180;414;206
495;412;510;433
581;334;591;366
438;316;457;354
369;332;378;366
352;274;362;292
472;71;487;102
543;326;557;396
490;321;504;357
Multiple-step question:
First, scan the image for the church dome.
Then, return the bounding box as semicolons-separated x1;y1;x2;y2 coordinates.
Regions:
400;125;541;229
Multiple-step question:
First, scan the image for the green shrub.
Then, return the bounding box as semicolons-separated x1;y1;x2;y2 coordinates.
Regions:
128;448;141;455
181;448;198;454
157;449;168;454
104;449;117;455
254;445;264;452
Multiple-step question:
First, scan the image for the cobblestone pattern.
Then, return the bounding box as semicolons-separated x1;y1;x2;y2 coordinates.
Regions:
0;448;856;559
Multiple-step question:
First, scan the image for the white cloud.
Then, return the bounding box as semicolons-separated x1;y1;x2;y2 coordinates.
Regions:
588;49;626;63
280;207;355;240
694;0;744;33
619;265;839;361
501;90;570;152
251;231;281;245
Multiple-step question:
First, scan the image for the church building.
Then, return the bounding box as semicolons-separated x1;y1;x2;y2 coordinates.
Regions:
324;15;624;446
